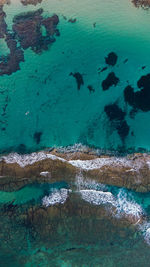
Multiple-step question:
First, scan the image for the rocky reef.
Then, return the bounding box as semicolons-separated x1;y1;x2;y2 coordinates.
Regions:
13;9;59;53
1;149;150;192
21;0;43;5
1;191;144;266
132;0;150;8
0;5;59;76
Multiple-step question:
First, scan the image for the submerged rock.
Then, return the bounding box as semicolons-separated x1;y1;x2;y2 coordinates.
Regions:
132;0;150;8
70;72;84;90
105;52;118;66
102;72;119;90
21;0;43;5
0;6;24;76
124;74;150;112
104;103;129;142
13;9;59;53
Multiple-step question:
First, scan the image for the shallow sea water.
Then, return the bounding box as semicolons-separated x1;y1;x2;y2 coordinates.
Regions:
1;0;150;152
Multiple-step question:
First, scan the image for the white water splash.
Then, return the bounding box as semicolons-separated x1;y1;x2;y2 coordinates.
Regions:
115;189;144;220
1;152;66;168
138;222;150;245
80;189;116;206
75;172;107;191
79;185;144;222
69;157;143;171
42;188;69;207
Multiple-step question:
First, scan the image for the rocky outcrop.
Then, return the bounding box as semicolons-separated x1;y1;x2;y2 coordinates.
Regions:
0;6;24;76
1;150;150;192
21;193;139;241
0;6;59;76
132;0;150;8
13;9;59;53
21;0;43;5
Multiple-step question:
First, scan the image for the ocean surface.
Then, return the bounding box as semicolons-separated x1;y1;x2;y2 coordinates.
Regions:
1;0;150;266
1;0;150;153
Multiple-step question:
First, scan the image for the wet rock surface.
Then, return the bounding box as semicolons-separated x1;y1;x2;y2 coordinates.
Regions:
1;150;150;192
1;194;146;266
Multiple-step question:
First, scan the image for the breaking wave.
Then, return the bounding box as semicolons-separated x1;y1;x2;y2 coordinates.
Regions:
42;188;70;207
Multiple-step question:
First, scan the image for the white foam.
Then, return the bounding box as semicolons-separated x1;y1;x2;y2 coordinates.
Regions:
75;172;107;191
1;152;66;168
138;222;150;245
42;188;69;207
40;171;51;177
69;157;137;171
1;146;149;172
144;227;150;245
80;189;116;206
115;189;143;220
79;187;144;222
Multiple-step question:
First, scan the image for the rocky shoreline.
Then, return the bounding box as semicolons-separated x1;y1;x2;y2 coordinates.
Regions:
1;148;150;192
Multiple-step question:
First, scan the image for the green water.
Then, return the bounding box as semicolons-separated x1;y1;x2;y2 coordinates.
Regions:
0;0;150;152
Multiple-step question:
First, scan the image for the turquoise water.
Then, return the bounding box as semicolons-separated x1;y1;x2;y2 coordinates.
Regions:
0;182;68;205
0;0;150;152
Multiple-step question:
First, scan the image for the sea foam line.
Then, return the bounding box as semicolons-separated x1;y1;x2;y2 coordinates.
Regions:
79;187;144;221
1;152;66;168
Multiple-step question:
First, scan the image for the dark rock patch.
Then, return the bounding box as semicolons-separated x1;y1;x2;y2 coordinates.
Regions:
0;6;59;76
132;0;150;8
116;120;130;141
99;67;107;73
17;144;27;154
124;74;150;112
0;6;24;76
21;0;43;5
70;72;84;90
87;85;95;93
68;18;76;23
104;103;129;142
142;66;146;70
105;52;118;66
102;72;119;91
104;104;126;121
124;85;135;107
13;9;59;54
34;131;42;144
129;108;138;119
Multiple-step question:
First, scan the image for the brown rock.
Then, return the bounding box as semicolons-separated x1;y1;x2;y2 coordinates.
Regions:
132;0;150;8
